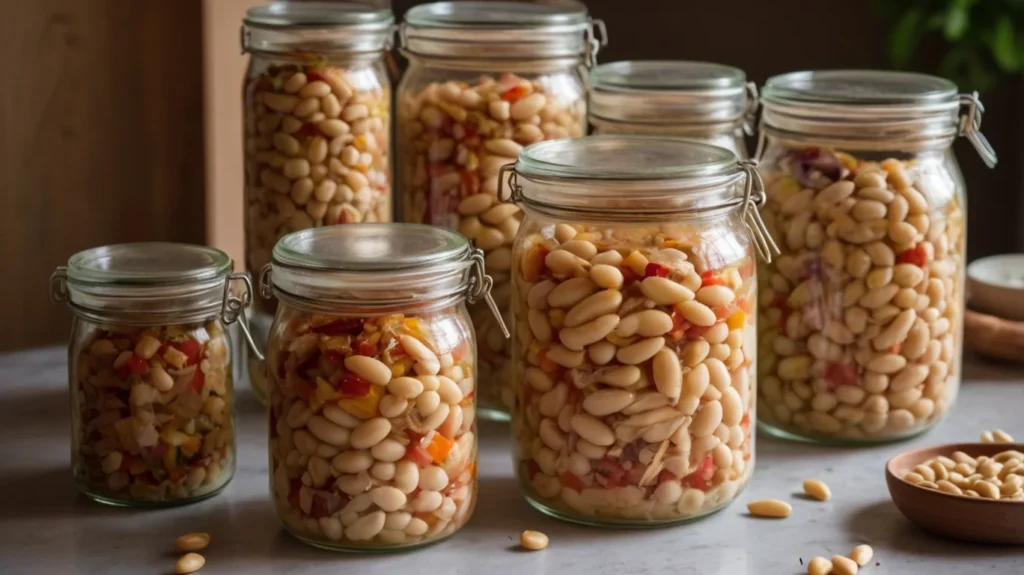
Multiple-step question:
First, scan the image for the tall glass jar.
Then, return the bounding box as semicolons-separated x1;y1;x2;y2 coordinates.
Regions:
50;243;253;507
755;70;998;444
396;1;606;421
242;1;395;404
258;224;504;551
589;60;757;158
504;136;779;527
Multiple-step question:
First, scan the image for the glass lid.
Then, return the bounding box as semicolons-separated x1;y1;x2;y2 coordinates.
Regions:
762;70;958;108
272;223;469;272
592;60;745;93
244;2;393;29
67;243;231;286
404;1;589;29
516;136;738;182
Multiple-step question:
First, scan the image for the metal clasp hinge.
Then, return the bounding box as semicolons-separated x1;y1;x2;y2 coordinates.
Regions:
223;272;264;362
742;82;760;137
584;18;607;69
258;264;274;300
49;267;69;304
497;163;522;204
958;92;998;169
466;248;509;339
738;160;780;263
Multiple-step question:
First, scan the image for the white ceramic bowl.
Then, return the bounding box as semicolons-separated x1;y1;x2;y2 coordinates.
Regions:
967;254;1024;321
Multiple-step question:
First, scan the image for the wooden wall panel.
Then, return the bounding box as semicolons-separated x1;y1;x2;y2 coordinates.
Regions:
0;0;206;351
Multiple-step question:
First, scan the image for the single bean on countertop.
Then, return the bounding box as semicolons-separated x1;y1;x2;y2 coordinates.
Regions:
176;553;206;574
520;530;549;551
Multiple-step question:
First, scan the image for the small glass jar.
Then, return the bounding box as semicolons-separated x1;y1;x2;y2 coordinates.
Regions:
503;136;778;527
589;60;757;158
242;1;396;404
50;243;253;507
755;70;997;444
396;0;606;421
258;223;504;551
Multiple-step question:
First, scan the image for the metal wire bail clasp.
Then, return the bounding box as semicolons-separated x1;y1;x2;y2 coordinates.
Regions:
738;160;780;263
223;272;264;361
584;18;608;68
466;248;509;338
958;92;998;169
49;266;69;304
742;82;760;137
497;163;522;204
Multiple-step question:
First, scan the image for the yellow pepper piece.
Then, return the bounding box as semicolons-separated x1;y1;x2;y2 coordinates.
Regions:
337;384;382;419
390;358;414;378
311;377;339;413
727;310;746;331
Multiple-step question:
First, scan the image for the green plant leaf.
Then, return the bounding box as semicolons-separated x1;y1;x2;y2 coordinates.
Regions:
991;15;1020;71
890;7;925;67
945;0;977;40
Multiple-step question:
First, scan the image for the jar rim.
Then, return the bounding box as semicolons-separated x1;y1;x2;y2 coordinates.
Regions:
398;0;599;64
66;242;232;287
590;60;751;125
244;2;394;30
242;2;395;56
762;70;958;109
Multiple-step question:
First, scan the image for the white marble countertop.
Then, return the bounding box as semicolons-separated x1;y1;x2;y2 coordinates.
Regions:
2;346;1024;575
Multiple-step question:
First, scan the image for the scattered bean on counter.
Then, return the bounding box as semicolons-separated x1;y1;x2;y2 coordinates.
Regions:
520;529;549;551
981;429;1014;444
747;499;792;519
831;554;859;575
803;478;831;501
849;544;874;567
758;148;965;441
175;532;211;553
244;60;391;284
807;556;833;575
904;449;1024;500
267;310;477;549
513;222;757;523
175;552;206;574
72;322;234;503
399;73;586;415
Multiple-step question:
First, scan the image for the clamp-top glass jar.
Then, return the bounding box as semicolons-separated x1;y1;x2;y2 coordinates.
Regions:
755;70;997;444
504;136;778;527
396;0;606;421
259;223;505;551
242;1;395;403
589;60;758;158
50;243;254;507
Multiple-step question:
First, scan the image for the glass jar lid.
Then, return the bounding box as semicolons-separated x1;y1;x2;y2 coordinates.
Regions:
502;136;779;261
50;243;249;325
760;70;997;166
262;224;505;322
241;1;395;55
399;1;606;66
590;60;757;131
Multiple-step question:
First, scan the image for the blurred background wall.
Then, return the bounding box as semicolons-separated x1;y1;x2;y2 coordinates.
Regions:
3;0;1022;351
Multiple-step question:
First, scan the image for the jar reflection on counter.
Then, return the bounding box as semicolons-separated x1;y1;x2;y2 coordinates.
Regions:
754;70;998;444
588;60;757;159
260;224;503;551
51;243;253;507
505;136;779;526
396;0;606;421
241;1;396;404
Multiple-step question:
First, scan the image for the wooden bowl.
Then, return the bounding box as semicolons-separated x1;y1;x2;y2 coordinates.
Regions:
886;443;1024;544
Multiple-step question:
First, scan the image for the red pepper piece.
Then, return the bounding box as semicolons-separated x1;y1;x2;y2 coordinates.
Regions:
189;368;205;393
773;294;792;334
312;318;365;336
295;380;315;401
287;478;302;510
685;325;711;341
168;469;187;484
175;339;203;366
459;170;481;196
619;266;639;286
823;362;859;389
354;340;377;357
896;244;927;267
700;270;725;287
309;492;345;518
405;442;434;468
658;469;678;484
304;69;325;83
669;309;692;341
324;350;345;365
337;373;371;397
644;263;670;278
593;458;627;488
560;471;586;491
501;85;530;103
683;454;716;491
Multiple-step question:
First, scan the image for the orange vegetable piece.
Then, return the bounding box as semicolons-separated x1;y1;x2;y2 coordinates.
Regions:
337;384;382;419
727;310;746;331
426;433;455;464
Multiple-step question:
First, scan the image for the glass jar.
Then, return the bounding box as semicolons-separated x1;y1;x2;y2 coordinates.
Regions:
258;223;504;551
503;136;778;527
396;0;606;421
242;1;395;404
755;70;998;444
589;60;757;158
49;243;254;507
